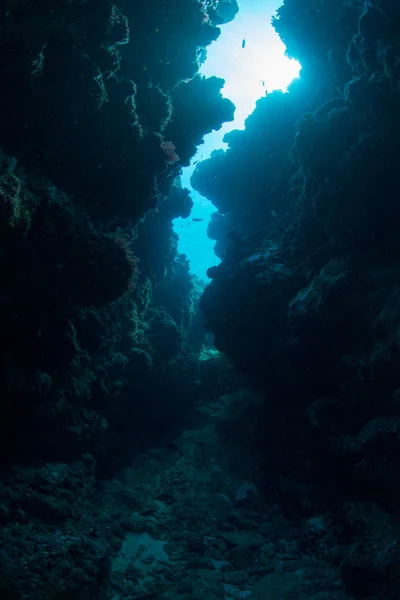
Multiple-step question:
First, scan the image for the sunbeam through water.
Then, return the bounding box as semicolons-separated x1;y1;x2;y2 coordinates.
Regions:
173;0;300;281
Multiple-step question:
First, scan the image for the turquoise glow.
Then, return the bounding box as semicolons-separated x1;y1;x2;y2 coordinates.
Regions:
173;0;301;281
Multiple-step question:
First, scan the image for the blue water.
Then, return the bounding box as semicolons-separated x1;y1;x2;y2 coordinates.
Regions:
173;0;300;281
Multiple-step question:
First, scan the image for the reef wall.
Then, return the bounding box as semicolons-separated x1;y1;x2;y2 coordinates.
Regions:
0;2;235;596
194;0;400;596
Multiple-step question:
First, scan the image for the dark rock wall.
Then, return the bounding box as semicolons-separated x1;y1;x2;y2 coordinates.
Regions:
194;1;400;596
0;2;232;595
0;0;233;466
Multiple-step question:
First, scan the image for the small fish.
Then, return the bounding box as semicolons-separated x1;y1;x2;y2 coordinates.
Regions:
192;217;204;222
242;38;246;49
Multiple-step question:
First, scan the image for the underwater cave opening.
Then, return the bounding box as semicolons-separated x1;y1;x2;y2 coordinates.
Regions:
173;0;300;282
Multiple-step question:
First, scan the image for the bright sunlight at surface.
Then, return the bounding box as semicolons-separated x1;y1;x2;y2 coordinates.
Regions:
173;0;301;281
